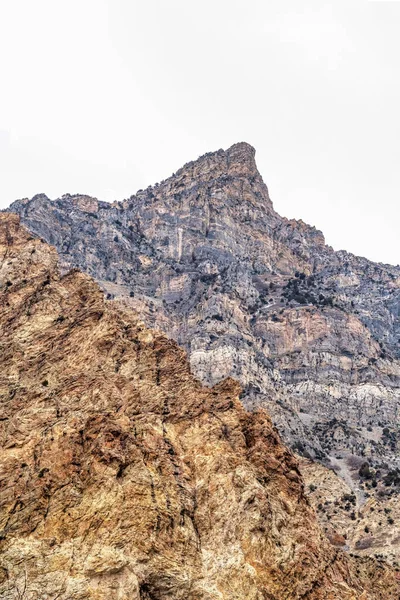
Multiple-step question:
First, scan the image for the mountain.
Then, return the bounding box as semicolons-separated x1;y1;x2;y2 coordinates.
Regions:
1;212;399;598
6;142;400;560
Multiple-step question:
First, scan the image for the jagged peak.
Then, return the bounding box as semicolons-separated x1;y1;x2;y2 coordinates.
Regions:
7;143;264;214
118;141;269;210
173;141;259;182
226;141;256;160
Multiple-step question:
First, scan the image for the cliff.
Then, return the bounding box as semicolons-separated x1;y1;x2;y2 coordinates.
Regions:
0;213;399;598
6;142;400;562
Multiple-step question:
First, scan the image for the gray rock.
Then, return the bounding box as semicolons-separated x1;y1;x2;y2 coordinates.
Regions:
6;142;400;474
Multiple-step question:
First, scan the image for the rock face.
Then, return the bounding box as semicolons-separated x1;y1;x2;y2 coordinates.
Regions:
7;143;400;476
300;456;400;566
1;213;398;598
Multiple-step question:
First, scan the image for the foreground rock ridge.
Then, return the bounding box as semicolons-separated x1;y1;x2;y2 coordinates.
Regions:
1;213;398;598
6;142;400;561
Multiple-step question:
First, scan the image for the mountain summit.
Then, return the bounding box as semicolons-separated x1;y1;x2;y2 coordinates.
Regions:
7;143;400;560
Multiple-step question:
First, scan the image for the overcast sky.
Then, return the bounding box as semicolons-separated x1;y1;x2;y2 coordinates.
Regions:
0;0;399;264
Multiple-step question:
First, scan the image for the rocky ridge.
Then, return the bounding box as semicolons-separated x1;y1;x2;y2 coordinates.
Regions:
6;143;400;561
7;143;400;464
1;213;398;598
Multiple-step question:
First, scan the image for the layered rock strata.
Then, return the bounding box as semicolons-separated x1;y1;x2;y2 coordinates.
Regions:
1;213;399;598
7;144;400;478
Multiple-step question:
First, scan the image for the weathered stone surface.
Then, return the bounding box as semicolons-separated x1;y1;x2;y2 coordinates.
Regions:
7;144;400;470
1;213;398;598
300;454;400;567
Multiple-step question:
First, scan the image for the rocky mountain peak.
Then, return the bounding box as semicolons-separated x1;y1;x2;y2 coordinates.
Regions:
226;140;257;172
5;144;400;563
152;141;270;208
175;140;258;179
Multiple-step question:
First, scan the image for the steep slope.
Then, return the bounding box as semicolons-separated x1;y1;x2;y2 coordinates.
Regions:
1;213;398;598
301;455;400;566
7;144;400;477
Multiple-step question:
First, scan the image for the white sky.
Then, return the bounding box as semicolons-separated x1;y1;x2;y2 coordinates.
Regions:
0;0;399;265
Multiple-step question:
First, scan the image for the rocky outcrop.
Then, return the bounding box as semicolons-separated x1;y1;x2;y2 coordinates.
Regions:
1;213;398;598
7;144;400;477
300;456;400;566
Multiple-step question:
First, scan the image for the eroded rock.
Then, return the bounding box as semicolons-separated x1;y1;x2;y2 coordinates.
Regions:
0;213;398;598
